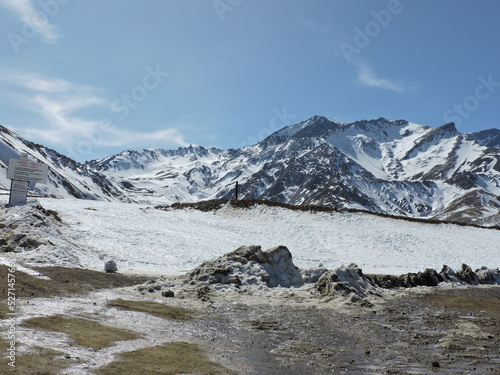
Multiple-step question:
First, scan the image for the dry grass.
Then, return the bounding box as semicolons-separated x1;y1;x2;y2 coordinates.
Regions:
424;288;500;318
158;198;500;230
107;298;194;321
0;302;9;319
22;316;139;350
0;338;69;375
96;342;236;375
0;265;150;299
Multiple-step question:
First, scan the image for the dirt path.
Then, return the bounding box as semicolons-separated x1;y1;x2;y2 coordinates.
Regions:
1;266;499;374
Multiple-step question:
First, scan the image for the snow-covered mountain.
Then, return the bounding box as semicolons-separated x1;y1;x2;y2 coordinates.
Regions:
0;125;127;201
1;117;499;225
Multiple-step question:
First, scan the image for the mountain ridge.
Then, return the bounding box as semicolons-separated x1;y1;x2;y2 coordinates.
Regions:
1;117;499;226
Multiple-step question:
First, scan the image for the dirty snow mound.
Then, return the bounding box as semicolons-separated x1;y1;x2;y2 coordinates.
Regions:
0;201;86;268
185;245;304;288
316;264;379;299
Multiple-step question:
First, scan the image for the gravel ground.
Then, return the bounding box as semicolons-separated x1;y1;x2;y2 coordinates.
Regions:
1;266;499;374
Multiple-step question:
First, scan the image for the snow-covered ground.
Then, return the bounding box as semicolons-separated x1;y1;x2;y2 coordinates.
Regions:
1;195;499;276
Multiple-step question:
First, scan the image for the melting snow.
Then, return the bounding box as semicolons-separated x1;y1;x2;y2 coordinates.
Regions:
1;196;499;277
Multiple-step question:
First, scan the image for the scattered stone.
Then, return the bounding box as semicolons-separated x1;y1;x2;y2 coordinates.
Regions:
225;276;241;286
162;290;175;298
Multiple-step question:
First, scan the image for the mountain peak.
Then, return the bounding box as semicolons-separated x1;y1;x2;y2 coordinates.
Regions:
438;122;458;134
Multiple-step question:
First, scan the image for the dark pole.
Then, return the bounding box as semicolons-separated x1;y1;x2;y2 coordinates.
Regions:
234;181;239;200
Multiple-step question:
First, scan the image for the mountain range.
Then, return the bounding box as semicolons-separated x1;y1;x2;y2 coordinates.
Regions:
1;116;499;226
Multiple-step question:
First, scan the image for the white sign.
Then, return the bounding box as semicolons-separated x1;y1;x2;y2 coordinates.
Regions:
7;158;48;184
9;180;29;205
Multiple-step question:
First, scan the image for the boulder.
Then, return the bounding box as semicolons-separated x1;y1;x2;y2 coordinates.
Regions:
476;267;500;284
316;264;378;298
455;263;479;285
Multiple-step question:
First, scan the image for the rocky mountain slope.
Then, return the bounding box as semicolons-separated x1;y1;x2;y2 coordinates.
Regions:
1;116;499;225
0;125;126;201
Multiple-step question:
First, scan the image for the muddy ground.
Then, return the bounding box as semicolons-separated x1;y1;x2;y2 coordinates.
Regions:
1;266;499;374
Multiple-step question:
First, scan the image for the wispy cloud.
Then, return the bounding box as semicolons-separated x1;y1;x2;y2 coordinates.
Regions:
355;60;406;93
0;0;62;43
0;71;189;159
2;72;82;93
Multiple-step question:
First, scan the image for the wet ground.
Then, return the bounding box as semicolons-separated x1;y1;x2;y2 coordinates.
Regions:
1;266;499;374
192;286;500;374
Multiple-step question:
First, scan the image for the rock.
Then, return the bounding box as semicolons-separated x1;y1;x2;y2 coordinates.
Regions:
104;260;118;273
475;267;500;285
13;233;26;242
439;265;462;283
316;264;378;298
162;290;175;298
456;263;479;285
225;276;241;286
371;268;442;288
414;268;443;286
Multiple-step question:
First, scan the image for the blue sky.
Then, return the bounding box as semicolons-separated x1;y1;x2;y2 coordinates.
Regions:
0;0;499;162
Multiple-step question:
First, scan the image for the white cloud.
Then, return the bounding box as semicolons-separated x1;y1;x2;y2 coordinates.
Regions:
100;127;189;148
3;72;81;93
355;60;406;93
0;0;62;43
0;71;189;159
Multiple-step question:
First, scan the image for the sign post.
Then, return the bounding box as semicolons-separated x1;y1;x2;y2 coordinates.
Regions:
6;154;48;205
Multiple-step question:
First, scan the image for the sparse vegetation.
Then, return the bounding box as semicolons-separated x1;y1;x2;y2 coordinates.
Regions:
107;298;194;321
158;198;500;230
0;341;70;375
22;316;139;350
0;265;150;299
95;342;236;375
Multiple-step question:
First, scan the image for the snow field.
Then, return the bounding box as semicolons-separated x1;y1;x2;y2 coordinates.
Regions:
6;197;496;277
